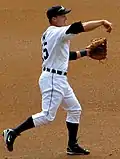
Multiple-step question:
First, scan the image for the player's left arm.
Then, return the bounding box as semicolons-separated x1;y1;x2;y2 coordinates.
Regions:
69;49;90;61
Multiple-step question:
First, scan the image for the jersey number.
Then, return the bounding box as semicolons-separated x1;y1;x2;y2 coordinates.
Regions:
42;42;49;61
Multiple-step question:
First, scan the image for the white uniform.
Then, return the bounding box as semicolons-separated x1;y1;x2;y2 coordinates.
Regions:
32;25;82;126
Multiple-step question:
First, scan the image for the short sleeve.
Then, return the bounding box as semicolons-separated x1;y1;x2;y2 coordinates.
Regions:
51;26;75;42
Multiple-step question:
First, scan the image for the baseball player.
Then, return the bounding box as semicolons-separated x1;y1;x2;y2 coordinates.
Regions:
3;5;112;155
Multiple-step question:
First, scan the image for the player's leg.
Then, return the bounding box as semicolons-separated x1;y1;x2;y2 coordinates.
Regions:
3;90;63;151
3;116;34;151
3;73;63;151
32;73;64;127
62;84;90;155
62;87;82;150
32;90;63;126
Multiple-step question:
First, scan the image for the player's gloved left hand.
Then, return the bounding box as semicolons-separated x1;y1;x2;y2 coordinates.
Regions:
86;37;107;61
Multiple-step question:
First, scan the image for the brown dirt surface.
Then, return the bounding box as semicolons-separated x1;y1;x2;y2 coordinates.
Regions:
0;0;120;159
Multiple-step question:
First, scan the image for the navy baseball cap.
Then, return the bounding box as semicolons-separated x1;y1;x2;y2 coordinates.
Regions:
47;5;71;20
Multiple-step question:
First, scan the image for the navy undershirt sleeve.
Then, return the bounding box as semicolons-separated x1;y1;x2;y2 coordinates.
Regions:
66;21;85;34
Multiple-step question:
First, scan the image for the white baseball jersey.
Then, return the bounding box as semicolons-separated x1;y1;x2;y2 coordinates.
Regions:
41;25;75;72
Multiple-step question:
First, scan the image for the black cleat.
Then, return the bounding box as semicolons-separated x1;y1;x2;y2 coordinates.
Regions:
66;143;90;155
3;129;17;152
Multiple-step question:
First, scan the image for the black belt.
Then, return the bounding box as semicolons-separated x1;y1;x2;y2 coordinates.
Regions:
43;67;67;76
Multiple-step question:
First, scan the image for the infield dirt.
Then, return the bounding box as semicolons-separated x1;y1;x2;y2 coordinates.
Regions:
0;1;120;159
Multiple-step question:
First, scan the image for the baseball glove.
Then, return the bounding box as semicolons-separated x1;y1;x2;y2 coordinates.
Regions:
86;37;107;61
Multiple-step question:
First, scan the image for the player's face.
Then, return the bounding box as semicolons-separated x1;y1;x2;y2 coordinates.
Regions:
52;14;67;26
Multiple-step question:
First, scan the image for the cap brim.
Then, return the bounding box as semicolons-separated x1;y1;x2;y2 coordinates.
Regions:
58;9;71;15
64;9;71;14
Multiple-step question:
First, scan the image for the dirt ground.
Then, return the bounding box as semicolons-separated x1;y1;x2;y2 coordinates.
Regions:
0;0;120;159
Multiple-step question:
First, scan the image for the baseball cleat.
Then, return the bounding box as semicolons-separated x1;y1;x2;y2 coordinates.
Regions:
3;129;17;151
66;143;90;155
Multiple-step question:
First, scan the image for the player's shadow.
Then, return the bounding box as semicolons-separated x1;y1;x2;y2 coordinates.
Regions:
51;153;104;159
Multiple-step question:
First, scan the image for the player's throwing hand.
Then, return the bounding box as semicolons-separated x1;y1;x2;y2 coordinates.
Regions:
103;20;112;33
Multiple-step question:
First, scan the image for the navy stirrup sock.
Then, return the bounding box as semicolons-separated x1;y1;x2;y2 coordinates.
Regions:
66;121;79;146
14;116;35;135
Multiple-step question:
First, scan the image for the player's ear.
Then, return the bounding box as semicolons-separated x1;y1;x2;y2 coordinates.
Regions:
52;17;57;21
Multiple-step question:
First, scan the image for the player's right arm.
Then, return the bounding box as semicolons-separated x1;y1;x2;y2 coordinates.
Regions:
51;21;85;42
51;19;112;44
82;20;112;33
59;20;112;41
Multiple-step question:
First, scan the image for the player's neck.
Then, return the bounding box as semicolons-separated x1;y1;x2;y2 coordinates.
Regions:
49;22;64;27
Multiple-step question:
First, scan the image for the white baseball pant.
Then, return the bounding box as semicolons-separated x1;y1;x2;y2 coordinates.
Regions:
32;71;82;127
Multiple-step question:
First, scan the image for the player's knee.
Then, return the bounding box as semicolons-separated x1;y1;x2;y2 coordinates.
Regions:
40;110;56;123
45;113;56;122
66;109;82;123
32;111;55;127
39;110;56;123
69;109;82;117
